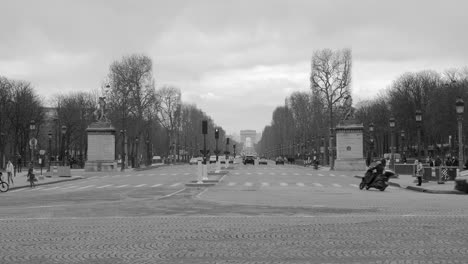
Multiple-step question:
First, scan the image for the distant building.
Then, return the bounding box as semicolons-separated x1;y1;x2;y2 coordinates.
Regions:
240;130;257;146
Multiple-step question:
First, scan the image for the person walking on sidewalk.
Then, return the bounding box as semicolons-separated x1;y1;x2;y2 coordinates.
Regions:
6;160;15;186
16;154;22;173
27;167;36;188
416;159;423;186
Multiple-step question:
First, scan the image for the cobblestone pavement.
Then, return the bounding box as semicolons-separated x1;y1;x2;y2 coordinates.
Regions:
1;215;467;264
1;165;468;263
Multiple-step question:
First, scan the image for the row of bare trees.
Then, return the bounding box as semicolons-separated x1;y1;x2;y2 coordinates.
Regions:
257;48;468;168
0;53;234;169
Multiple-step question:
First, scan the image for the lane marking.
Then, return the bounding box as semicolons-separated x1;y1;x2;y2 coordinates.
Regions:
297;182;305;187
170;183;181;187
160;188;186;199
60;185;77;190
340;174;347;177
330;174;336;177
294;173;299;176
261;182;269;187
116;185;128;188
313;183;323;187
244;182;253;186
151;184;162;187
307;173;312;176
350;184;359;188
280;182;288;186
77;185;95;190
227;182;236;186
96;184;112;189
332;183;342;188
318;174;324;177
41;186;60;191
135;184;147;187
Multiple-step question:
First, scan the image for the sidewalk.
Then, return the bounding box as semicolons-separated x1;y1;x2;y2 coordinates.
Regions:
1;169;84;192
355;173;466;194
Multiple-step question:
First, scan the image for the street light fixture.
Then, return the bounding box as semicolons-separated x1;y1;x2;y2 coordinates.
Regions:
389;117;395;167
61;125;67;166
415;109;422;159
48;130;52;171
29;120;36;168
456;97;464;170
400;129;406;155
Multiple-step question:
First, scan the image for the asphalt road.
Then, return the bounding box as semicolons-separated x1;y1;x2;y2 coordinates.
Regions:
1;162;467;264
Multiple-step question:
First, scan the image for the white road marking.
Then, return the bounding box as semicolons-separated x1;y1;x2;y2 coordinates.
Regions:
297;182;305;187
96;184;113;189
41;186;60;191
257;172;264;175
161;173;167;176
340;174;347;177
280;182;288;186
307;173;312;176
170;183;181;187
151;184;162;187
228;182;237;186
247;173;252;175
294;173;299;176
350;184;359;188
318;174;324;177
269;172;275;175
330;174;336;177
245;182;253;186
135;184;147;187
261;182;269;186
171;173;177;176
332;183;342;187
313;183;323;187
77;185;95;190
116;185;128;188
60;185;77;190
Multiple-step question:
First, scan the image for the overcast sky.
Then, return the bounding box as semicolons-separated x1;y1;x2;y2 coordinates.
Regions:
1;0;467;135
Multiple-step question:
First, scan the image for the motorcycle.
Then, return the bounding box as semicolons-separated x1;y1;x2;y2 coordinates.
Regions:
359;169;394;191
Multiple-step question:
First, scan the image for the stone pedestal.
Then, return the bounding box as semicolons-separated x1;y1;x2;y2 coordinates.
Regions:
334;121;366;171
84;122;117;172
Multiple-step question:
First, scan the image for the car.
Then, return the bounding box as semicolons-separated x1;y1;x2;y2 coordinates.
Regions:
275;157;285;165
219;156;226;164
244;155;255;165
209;155;217;164
189;157;203;165
258;157;268;165
151;156;163;166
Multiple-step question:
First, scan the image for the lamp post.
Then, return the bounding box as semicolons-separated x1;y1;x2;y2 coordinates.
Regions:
367;123;374;167
120;130;125;171
330;129;335;170
456;97;464;170
48;131;52;171
389;117;395;168
0;132;5;170
233;144;236;158
415;109;422;159
135;136;139;168
400;129;406;161
29;120;36;168
61;125;67;166
146;137;150;166
215;128;219;161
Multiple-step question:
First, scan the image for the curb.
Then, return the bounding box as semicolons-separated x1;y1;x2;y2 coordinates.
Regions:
354;175;465;194
7;176;84;191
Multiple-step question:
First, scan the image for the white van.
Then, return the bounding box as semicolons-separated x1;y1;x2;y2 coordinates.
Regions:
151;156;163;166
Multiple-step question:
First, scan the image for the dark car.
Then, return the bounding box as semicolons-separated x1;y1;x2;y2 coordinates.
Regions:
244;155;255;165
275;157;285;165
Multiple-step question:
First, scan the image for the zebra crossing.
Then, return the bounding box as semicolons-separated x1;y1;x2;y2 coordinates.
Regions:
223;181;397;189
231;172;348;177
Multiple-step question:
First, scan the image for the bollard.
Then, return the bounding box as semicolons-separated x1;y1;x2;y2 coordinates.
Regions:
197;161;203;183
202;163;208;180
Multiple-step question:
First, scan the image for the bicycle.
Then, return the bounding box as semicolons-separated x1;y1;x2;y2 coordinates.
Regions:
0;172;9;192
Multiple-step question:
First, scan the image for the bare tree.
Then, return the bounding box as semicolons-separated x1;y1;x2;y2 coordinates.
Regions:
155;86;181;163
310;48;352;169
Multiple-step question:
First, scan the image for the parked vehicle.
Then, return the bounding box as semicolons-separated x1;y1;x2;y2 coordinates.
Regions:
219;156;226;164
209;155;217;164
258;157;268;165
151;156;163;166
189;157;203;165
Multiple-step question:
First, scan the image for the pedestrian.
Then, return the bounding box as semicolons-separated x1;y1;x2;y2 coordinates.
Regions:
27;167;36;188
452;157;459;167
435;156;442;167
445;156;452;166
17;154;22;173
416;159;423;186
6;159;15;186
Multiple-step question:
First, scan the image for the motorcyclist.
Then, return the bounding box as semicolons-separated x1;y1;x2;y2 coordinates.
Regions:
365;158;386;185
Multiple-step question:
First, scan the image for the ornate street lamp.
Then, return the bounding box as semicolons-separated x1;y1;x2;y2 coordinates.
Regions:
120;130;126;171
367;123;374;167
415;109;422;159
48;130;52;171
29;120;36;168
389;117;395;167
135;136;139;168
400;129;406;160
456;97;464;170
61;125;67;166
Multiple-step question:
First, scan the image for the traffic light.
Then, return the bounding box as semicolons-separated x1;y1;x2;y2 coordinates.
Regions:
215;128;219;139
226;138;230;145
202;120;207;134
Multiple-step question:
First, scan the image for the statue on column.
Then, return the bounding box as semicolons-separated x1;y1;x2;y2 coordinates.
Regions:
94;97;109;123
